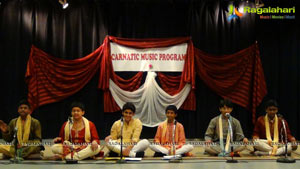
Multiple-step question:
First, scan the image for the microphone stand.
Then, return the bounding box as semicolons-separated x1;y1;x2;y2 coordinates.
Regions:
66;117;78;164
169;120;182;163
226;115;237;163
276;116;295;163
116;117;126;163
10;127;21;163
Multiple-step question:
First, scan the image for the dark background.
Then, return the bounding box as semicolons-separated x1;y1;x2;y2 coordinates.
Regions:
0;0;299;140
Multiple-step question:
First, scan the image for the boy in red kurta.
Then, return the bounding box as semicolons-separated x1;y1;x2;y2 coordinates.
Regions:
51;102;101;160
253;100;297;156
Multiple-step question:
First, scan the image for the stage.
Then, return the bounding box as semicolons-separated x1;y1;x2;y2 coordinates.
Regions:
1;139;300;169
0;159;299;169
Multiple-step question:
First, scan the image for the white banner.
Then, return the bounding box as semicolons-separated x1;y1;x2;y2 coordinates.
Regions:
111;42;187;72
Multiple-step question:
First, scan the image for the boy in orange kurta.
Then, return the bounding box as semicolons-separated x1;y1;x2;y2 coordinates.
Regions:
149;105;193;157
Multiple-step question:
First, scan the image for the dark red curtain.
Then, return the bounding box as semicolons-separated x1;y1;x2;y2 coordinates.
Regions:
194;43;267;123
25;45;103;111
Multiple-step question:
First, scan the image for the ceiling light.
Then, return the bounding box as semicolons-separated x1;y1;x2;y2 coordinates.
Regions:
59;0;69;9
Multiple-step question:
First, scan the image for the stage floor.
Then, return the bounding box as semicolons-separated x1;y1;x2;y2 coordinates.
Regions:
0;159;299;169
35;139;300;159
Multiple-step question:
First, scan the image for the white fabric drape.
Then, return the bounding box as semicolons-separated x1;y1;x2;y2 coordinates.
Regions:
109;71;191;127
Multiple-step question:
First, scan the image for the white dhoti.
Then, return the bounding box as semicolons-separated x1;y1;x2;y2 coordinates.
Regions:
149;144;194;155
204;142;246;155
253;139;292;155
106;139;150;157
51;143;101;160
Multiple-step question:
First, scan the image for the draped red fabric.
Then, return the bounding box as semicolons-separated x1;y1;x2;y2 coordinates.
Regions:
194;43;267;123
99;36;196;111
157;73;196;110
103;72;144;112
25;45;103;111
26;36;266;123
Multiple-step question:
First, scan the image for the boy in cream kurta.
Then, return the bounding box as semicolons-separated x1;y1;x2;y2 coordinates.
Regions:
105;102;149;157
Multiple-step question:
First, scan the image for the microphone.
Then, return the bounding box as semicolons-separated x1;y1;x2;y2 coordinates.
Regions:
117;116;126;163
13;127;18;138
276;113;295;163
65;116;78;164
68;116;73;124
120;117;124;126
169;119;182;163
225;113;237;163
277;114;283;118
12;126;19;162
13;127;18;147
